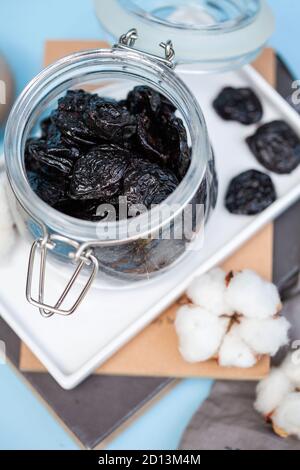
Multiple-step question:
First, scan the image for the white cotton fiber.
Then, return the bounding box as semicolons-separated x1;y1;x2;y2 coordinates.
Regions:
272;393;300;439
226;269;281;319
0;173;16;258
218;324;257;368
186;268;232;316
237;317;290;356
175;304;229;363
281;354;300;388
254;369;293;416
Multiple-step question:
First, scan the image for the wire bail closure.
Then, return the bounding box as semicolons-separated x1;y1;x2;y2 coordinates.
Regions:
115;28;176;68
26;234;99;318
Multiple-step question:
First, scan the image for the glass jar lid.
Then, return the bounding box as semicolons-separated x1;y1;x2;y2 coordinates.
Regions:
94;0;274;72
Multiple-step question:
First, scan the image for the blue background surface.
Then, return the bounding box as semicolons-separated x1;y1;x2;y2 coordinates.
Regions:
0;0;298;450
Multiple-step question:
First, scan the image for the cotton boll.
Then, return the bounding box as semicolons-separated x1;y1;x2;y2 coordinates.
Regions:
281;354;300;388
237;317;290;356
186;268;232;316
272;393;300;439
218;324;257;368
254;369;293;416
175;305;229;363
226;269;281;319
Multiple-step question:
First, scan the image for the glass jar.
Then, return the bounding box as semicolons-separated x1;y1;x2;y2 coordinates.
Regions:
4;41;216;316
4;0;274;317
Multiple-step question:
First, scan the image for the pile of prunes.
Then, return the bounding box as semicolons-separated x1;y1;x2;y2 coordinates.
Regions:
213;86;300;215
25;86;191;221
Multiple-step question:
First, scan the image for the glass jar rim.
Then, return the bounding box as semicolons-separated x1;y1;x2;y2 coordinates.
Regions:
4;47;209;244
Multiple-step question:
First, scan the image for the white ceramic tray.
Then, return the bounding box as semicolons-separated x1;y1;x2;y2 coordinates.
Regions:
1;65;300;389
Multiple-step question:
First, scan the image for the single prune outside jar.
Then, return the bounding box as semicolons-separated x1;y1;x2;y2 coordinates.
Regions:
4;44;216;316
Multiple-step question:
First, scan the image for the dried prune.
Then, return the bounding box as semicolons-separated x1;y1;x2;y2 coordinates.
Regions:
70;144;129;200
51;109;98;147
92;202;120;222
127;85;176;120
124;158;178;208
167;117;191;179
246;120;300;174
160;94;177;121
53;198;100;220
58;89;92;113
25;86;186;222
136;114;190;178
53;197;121;221
118;99;128;109
136;113;167;163
25;138;80;177
52;90;136;147
40;117;52;139
40;118;69;147
225;169;276;215
213;87;263;125
27;171;66;206
51;89;99;146
84;96;136;143
44;122;65;145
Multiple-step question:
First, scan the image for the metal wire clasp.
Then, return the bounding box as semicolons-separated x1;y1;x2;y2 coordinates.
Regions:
26;235;99;318
115;28;175;68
